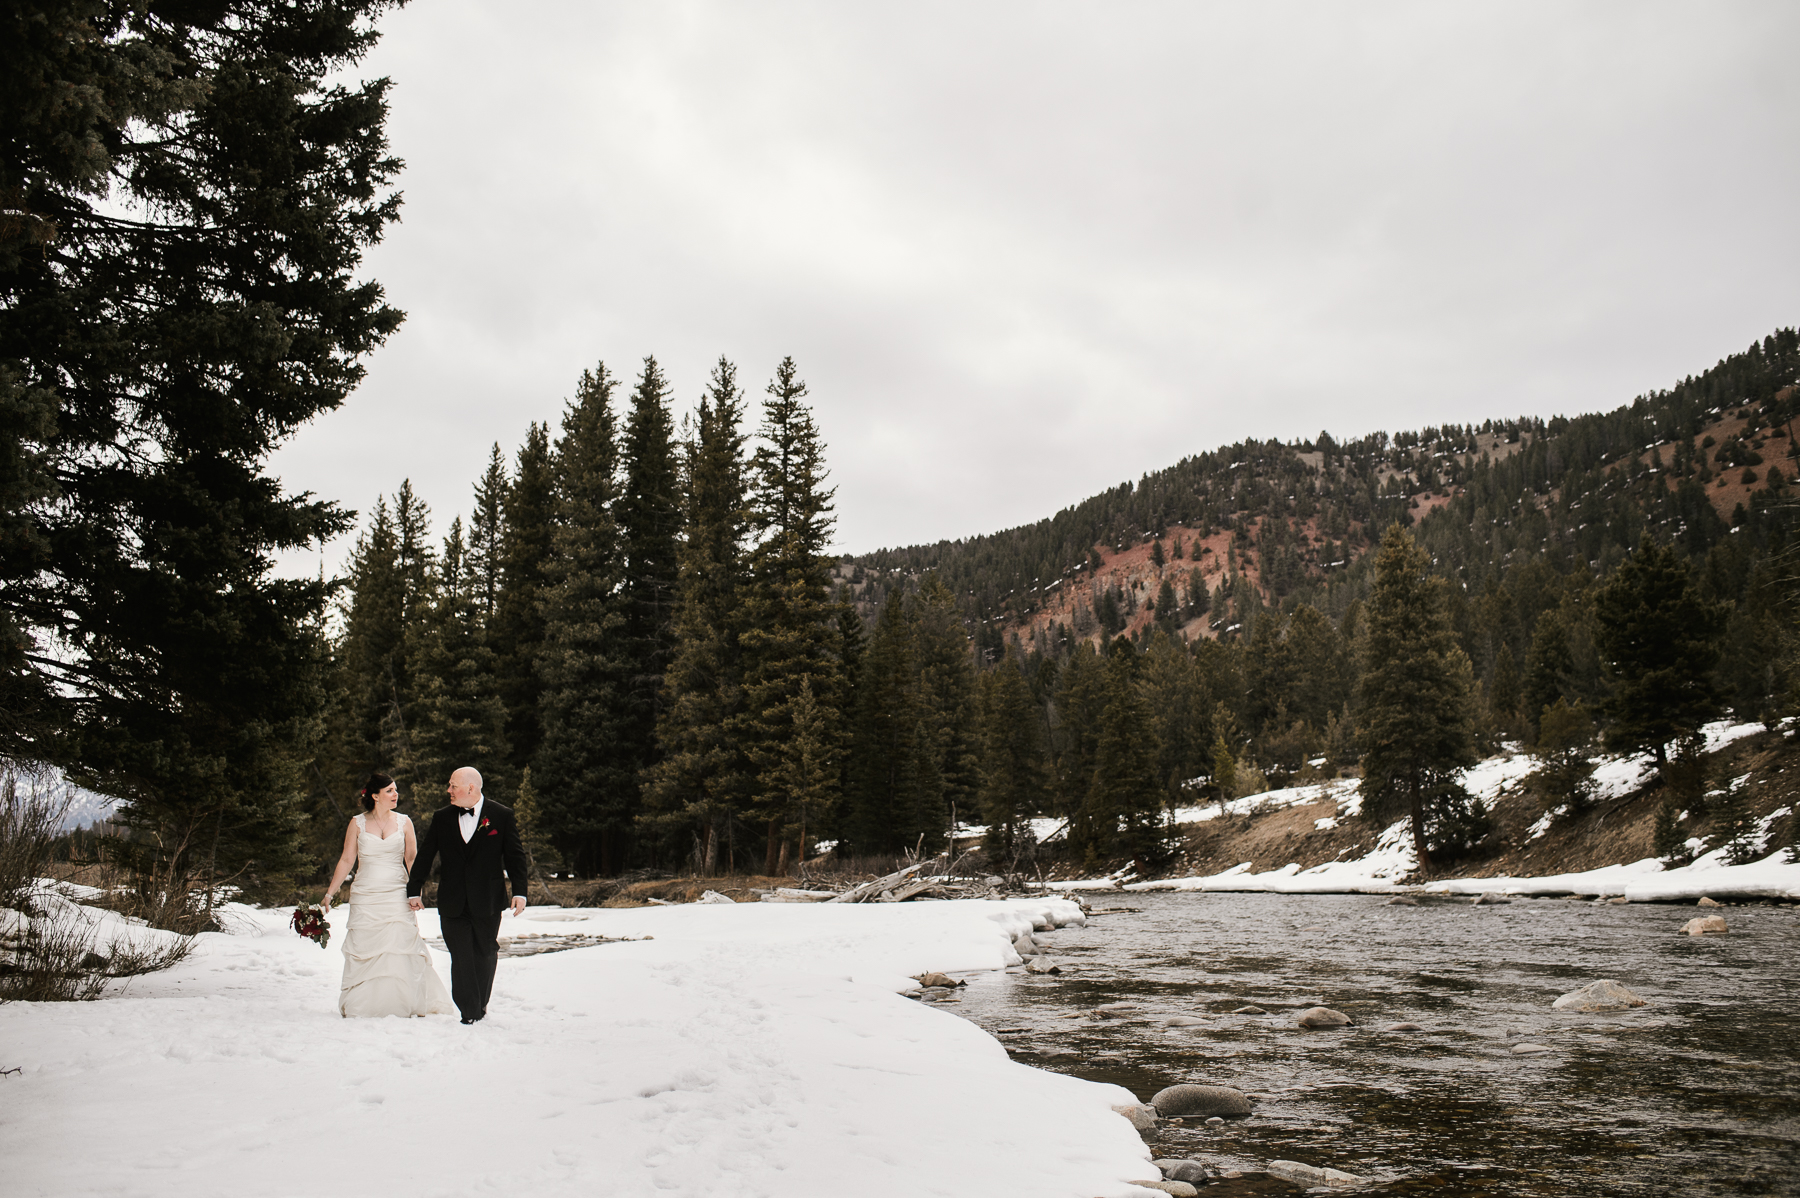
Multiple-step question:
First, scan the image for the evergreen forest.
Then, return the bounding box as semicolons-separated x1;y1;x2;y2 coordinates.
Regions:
311;330;1799;880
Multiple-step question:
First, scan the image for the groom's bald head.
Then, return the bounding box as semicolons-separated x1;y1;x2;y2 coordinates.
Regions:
447;767;483;807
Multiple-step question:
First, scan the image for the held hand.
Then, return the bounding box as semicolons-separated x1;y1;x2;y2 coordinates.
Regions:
509;896;527;917
320;894;332;914
407;896;423;911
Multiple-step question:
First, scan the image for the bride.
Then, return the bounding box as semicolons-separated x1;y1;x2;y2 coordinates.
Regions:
321;774;454;1017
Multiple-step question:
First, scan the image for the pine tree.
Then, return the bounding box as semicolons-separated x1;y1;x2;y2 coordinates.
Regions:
976;650;1049;864
1155;578;1180;635
406;517;510;802
1054;642;1108;860
467;444;508;626
534;366;629;873
1490;642;1522;724
912;575;980;826
512;765;560;871
616;357;682;806
1357;524;1481;873
1593;536;1727;773
1531;698;1595;813
1210;732;1237;816
1142;632;1211;806
494;423;555;777
643;359;753;874
844;591;929;855
766;677;836;870
736;359;844;873
2;0;404;900
1088;638;1168;871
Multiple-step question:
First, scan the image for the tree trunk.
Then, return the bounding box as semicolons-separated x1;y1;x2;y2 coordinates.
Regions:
1408;778;1433;876
764;821;780;875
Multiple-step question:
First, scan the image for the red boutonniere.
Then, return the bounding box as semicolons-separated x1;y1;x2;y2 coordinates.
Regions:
479;816;497;837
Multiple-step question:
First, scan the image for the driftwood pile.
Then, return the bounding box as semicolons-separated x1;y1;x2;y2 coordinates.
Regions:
751;861;1006;903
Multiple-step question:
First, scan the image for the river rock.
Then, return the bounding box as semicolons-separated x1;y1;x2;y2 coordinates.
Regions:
1510;1042;1552;1055
1680;915;1728;936
1129;1181;1198;1197
1025;956;1062;974
1552;979;1648;1012
1231;1005;1268;1014
1150;1084;1253;1118
1384;1022;1424;1032
1096;1002;1141;1015
1013;932;1037;955
1112;1102;1159;1132
1607;896;1630;904
1155;1159;1214;1183
1386;896;1418;906
1296;1006;1353;1028
1472;892;1512;905
1268;1160;1365;1187
913;972;964;988
1161;1015;1211;1027
1696;897;1723;908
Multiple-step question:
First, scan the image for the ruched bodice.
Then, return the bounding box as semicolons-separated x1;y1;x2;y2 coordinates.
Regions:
338;814;453;1018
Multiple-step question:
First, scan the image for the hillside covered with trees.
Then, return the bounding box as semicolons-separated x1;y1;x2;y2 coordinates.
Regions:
312;329;1799;883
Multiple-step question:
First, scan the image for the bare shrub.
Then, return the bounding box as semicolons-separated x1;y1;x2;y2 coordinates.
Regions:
1;764;194;1001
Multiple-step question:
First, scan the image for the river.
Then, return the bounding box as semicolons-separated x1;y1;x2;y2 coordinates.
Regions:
949;891;1800;1196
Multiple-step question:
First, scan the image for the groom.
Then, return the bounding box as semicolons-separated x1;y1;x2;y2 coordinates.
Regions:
408;766;529;1024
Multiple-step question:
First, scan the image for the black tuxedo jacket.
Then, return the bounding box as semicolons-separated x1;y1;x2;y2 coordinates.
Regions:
407;800;529;918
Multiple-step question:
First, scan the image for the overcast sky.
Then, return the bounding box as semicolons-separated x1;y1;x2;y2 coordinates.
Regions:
270;0;1800;574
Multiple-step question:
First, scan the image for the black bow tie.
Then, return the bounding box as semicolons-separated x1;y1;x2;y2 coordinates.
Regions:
459;808;477;819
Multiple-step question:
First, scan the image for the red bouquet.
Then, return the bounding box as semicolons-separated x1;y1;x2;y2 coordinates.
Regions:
291;901;331;949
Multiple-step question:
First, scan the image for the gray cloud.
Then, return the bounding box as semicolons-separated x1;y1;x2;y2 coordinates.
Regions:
271;0;1800;571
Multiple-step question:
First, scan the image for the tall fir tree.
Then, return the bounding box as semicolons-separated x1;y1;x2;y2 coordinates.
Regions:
534;366;629;873
1087;638;1168;871
1593;536;1727;773
2;0;404;902
615;356;682;818
1053;642;1108;860
467;444;508;625
843;589;929;855
643;359;753;874
736;359;845;874
976;649;1049;864
405;517;510;803
1357;524;1480;873
494;423;554;777
911;575;980;827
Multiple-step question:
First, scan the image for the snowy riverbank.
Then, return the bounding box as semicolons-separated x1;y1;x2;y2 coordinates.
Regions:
2;895;1163;1198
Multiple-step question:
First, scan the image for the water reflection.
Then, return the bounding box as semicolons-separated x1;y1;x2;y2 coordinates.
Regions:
953;892;1800;1195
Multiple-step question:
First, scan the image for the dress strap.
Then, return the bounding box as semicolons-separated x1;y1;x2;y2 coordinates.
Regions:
355;812;366;831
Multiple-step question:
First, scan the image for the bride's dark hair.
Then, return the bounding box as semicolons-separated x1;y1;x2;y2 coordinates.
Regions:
360;772;396;813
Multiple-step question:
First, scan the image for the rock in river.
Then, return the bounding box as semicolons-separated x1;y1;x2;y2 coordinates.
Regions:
1160;1015;1211;1028
1696;897;1723;908
1267;1160;1365;1187
1472;892;1512;905
1386;895;1419;906
1231;1005;1268;1015
1680;915;1728;936
1151;1084;1253;1118
1384;1022;1424;1032
1552;979;1648;1012
1155;1159;1214;1183
1296;1006;1353;1028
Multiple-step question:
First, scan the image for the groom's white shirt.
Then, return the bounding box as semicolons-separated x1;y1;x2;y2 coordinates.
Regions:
457;797;484;843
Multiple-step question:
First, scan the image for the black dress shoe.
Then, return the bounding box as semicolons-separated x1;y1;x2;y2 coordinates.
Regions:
460;1016;477;1025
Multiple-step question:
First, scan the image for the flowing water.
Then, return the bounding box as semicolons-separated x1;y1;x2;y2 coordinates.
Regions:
949;892;1800;1196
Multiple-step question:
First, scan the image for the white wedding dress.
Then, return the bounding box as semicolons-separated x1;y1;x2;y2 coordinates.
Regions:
338;814;454;1018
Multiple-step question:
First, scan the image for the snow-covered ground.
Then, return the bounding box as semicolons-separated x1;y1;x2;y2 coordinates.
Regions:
2;895;1164;1198
1041;719;1799;901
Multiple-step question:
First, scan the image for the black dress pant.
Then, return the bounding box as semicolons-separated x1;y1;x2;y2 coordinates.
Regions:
439;909;503;1019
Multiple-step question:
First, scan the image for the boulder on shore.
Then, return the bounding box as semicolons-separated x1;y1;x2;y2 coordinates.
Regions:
1296;1006;1353;1029
1130;1181;1198;1197
1151;1084;1253;1118
1552;979;1648;1012
1112;1102;1159;1132
1385;896;1418;906
1472;892;1512;905
1680;915;1728;936
1696;897;1723;908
